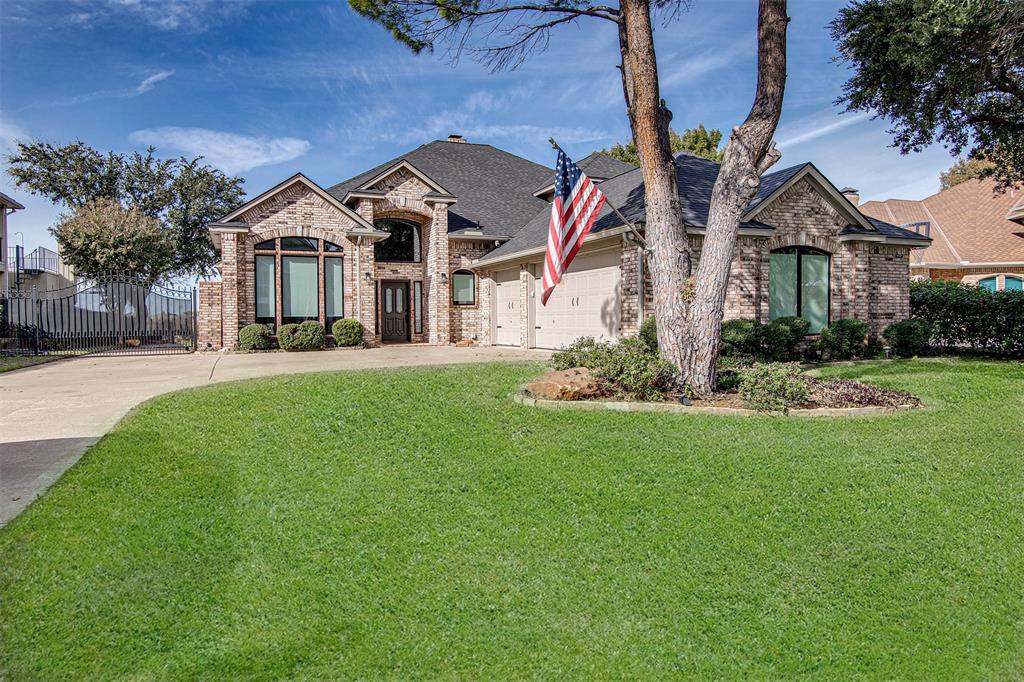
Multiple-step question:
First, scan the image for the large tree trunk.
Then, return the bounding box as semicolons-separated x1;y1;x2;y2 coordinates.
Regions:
684;0;789;394
617;0;691;372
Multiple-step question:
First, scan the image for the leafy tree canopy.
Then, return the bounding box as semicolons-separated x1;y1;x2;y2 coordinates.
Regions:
831;0;1024;189
52;198;177;283
940;155;998;190
6;141;245;277
600;124;725;165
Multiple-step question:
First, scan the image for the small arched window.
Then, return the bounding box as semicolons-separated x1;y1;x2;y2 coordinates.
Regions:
1006;276;1023;292
451;270;476;305
979;276;998;292
374;218;421;262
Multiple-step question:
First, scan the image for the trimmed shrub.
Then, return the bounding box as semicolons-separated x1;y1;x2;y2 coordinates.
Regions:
738;362;809;413
716;354;755;392
552;336;678;401
883;319;931;358
332;319;365;347
720;319;761;357
639;315;658;353
237;323;273;351
910;279;1024;357
760;316;810;361
817;319;869;360
278;320;326;351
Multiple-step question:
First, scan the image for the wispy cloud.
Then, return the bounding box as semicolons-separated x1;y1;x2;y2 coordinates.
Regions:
0;114;30;162
776;112;872;149
65;0;250;33
660;40;750;89
57;70;176;106
128;127;311;175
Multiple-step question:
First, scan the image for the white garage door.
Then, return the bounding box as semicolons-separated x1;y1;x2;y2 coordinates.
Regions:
534;250;621;349
493;268;521;346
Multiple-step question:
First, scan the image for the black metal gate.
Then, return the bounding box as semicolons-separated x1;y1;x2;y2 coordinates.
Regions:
1;275;196;356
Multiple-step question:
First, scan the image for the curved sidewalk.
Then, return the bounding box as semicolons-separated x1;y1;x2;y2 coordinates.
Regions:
0;346;547;525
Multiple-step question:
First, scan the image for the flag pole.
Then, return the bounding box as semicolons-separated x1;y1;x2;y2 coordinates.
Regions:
548;137;647;247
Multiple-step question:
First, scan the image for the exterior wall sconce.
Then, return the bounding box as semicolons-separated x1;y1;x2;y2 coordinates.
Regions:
440;272;448;283
364;272;372;284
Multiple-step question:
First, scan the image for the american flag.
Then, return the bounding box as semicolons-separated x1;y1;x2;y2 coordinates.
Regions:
541;149;606;305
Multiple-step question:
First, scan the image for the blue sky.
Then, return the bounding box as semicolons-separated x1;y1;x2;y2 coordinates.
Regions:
1;0;957;252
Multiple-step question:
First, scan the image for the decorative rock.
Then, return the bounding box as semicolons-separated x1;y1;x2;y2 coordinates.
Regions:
525;367;606;401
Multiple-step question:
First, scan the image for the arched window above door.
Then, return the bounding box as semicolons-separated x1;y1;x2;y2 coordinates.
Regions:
374;218;421;262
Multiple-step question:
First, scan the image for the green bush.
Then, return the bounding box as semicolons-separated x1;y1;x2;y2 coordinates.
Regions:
910;279;1024;357
720;319;761;356
883;319;932;358
639;315;658;353
552;336;677;401
716;354;755;392
760;316;810;361
332;319;365;347
817;319;869;360
278;320;326;351
738;362;809;413
237;324;274;351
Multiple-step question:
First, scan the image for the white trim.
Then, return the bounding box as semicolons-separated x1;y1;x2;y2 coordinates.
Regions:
915;261;1024;269
837;233;931;247
354;159;452;196
744;163;876;232
216;173;375;230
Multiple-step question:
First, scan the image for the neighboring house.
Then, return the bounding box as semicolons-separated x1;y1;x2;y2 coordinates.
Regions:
859;179;1024;291
1;191;26;291
198;136;931;350
6;246;75;293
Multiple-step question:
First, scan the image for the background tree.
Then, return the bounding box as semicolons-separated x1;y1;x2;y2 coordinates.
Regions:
601;123;725;164
52;198;177;282
6;141;245;277
831;0;1024;190
940;156;998;190
349;0;788;392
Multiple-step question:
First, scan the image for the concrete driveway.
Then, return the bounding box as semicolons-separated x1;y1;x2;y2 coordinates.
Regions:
0;346;547;525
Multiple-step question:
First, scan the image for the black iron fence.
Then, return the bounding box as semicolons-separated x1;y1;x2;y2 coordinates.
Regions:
1;275;196;356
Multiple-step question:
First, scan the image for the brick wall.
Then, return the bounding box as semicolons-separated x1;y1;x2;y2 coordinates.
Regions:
196;281;222;349
448;239;496;342
868;245;911;336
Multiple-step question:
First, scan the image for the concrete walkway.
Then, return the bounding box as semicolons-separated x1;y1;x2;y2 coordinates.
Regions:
0;346;547;525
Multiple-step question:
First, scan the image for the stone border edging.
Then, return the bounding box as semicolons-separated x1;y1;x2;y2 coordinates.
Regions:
513;392;921;418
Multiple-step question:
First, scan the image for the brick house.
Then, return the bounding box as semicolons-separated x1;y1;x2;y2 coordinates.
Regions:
858;179;1024;292
198;136;931;350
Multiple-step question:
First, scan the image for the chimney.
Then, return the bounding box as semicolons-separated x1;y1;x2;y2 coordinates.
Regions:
840;186;860;205
447;134;466;143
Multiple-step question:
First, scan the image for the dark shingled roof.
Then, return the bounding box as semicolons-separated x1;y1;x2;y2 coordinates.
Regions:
531;152;636;195
846;217;933;241
486;152;797;261
328;140;551;236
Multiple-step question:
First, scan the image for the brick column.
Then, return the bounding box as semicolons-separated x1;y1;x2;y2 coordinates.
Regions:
477;271;492;345
426;202;450;344
196;281;223;349
220;233;240;349
357;238;378;345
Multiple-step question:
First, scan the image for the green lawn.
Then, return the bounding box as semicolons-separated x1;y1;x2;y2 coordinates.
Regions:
2;359;1023;679
0;354;62;373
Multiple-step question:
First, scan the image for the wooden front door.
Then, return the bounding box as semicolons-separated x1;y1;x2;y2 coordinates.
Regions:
381;281;409;342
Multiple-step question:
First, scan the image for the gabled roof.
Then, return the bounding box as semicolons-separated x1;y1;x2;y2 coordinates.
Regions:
859;179;1024;266
348;158;452;196
216;173;375;230
0;190;25;210
532;152;637;196
479;151;922;266
328;140;551;236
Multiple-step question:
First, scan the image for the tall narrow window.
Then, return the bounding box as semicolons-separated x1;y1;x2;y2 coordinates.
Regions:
282;256;318;324
769;247;830;333
413;281;423;334
325;257;344;327
255;255;276;325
